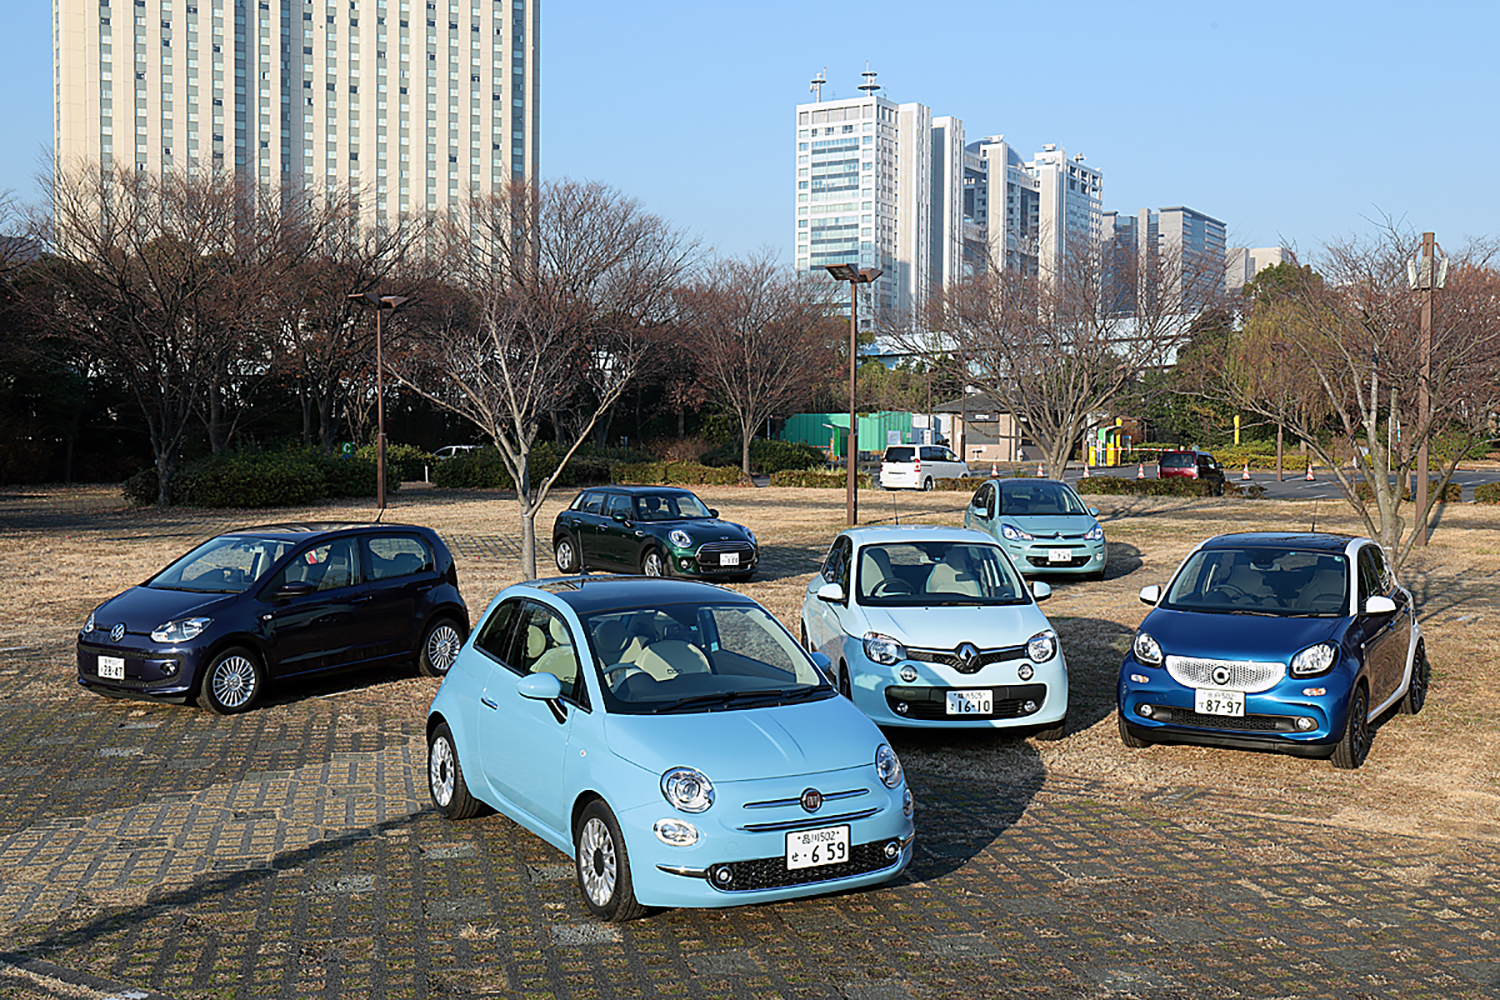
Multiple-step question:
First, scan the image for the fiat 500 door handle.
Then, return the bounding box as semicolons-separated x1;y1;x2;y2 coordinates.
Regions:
480;696;498;710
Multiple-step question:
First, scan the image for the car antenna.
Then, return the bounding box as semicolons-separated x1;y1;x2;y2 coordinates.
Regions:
892;488;900;525
1309;500;1317;534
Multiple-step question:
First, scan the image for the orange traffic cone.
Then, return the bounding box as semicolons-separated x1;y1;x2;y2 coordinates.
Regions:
1241;463;1251;481
990;461;998;477
1305;463;1315;482
1137;463;1146;479
1037;462;1045;477
1082;463;1090;478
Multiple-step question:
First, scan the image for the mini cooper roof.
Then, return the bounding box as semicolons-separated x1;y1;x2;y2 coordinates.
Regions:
525;576;758;614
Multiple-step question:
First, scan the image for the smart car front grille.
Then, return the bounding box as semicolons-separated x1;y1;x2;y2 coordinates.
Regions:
906;645;1026;674
1165;656;1285;693
884;684;1047;721
1145;705;1300;733
706;841;897;892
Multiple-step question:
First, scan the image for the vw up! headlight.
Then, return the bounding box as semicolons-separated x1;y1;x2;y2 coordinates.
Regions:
150;618;212;644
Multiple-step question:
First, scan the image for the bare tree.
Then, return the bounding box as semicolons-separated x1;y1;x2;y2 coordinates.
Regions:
1217;228;1500;573
917;232;1226;478
395;179;698;578
676;252;838;474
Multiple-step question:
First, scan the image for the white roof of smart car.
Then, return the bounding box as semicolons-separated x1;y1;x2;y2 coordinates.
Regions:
837;525;998;547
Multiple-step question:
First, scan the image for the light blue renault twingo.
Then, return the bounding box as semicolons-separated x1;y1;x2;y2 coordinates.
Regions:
426;577;914;921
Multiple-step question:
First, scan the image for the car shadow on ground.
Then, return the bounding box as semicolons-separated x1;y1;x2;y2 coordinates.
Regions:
751;542;830;584
257;659;429;708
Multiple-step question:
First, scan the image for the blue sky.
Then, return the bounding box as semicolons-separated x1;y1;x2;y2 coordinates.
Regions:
5;0;1497;259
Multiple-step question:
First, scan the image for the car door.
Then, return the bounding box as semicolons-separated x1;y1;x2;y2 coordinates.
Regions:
1354;544;1404;707
262;537;369;675
1365;544;1411;704
808;536;853;661
356;532;437;659
938;446;966;479
965;480;996;536
477;600;580;837
558;491;604;569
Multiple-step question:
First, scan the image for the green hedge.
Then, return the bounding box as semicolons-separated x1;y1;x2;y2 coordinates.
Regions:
613;461;744;486
1476;482;1500;504
701;439;828;474
1350;480;1464;503
123;449;391;507
768;469;875;489
1075;476;1217;498
354;441;433;482
432;444;612;490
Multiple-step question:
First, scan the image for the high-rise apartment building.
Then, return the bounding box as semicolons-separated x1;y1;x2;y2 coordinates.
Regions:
963;137;1102;280
1226;246;1288;293
1104;206;1228;312
929;115;965;294
53;0;538;224
794;70;938;330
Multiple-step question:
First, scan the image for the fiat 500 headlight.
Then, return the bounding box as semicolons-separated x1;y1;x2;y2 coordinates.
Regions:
1133;631;1163;666
1083;523;1104;541
862;631;906;666
1026;629;1057;663
668;529;693;549
875;743;904;789
1001;524;1034;542
150;617;212;644
1291;642;1337;677
660;767;715;813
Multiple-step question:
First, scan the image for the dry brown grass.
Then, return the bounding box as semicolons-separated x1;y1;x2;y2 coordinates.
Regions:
3;482;1498;846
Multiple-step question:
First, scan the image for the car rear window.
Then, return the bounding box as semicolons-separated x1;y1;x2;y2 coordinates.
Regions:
884;447;915;463
1160;453;1194;468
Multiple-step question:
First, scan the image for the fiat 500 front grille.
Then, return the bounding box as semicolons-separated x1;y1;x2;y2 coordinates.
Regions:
706;841;897;892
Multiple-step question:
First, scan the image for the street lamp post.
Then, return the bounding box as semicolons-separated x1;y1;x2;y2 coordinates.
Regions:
347;292;410;511
1271;342;1289;482
824;264;881;526
1406;233;1447;546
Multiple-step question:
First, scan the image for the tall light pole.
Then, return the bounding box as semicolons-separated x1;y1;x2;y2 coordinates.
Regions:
1406;233;1446;546
825;264;882;526
347;292;410;511
1271;342;1289;481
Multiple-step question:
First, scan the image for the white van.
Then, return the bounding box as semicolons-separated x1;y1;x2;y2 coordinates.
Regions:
879;444;972;490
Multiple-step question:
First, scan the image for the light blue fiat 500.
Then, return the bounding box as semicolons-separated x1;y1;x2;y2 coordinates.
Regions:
426;577;914;921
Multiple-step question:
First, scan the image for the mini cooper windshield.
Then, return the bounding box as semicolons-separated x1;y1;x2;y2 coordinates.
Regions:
1162;546;1348;616
856;541;1028;606
585;603;833;714
147;536;297;594
997;480;1089;515
631;493;713;522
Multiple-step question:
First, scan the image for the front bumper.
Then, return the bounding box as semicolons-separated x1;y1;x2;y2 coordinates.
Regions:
615;767;914;908
998;537;1106;576
671;542;759;578
1117;654;1351;755
77;637;203;701
845;643;1068;729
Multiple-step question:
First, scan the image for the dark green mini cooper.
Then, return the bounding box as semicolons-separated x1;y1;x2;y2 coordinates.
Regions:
552;486;760;581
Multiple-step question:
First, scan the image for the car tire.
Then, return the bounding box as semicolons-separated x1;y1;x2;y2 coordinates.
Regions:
837;660;852;700
1031;717;1066;741
428;721;484;820
574;799;646;922
196;646;264;715
1331;683;1371;769
1117;711;1150;748
417;617;465;678
800;621;811;651
555;535;580;574
641;548;668;578
922;477;934;492
1401;642;1430;715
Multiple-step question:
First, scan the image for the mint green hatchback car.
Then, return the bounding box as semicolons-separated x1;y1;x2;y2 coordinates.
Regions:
963;478;1107;580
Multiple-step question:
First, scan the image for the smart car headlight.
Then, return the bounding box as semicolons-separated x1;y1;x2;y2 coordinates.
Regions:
1290;642;1337;677
1083;523;1104;541
862;631;907;666
660;767;715;813
150;617;212;644
1133;631;1163;666
875;743;903;789
1026;629;1058;663
668;529;693;549
1001;524;1034;542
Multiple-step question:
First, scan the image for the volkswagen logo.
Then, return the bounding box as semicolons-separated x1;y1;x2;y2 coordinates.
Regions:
110;623;126;642
800;788;823;813
956;643;980;668
1211;666;1231;686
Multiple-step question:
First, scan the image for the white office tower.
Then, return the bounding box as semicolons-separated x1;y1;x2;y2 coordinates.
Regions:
929;115;965;295
1226;246;1288;293
794;68;943;330
53;0;539;225
963;138;1103;280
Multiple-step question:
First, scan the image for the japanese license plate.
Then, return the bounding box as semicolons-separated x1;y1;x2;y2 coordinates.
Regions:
720;552;739;567
1194;688;1245;716
1047;548;1072;563
785;825;850;870
945;689;993;715
98;655;125;681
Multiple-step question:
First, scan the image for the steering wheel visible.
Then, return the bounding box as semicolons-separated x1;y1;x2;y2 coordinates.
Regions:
871;579;915;597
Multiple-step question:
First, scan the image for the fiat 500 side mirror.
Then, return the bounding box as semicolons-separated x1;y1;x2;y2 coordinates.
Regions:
517;672;562;701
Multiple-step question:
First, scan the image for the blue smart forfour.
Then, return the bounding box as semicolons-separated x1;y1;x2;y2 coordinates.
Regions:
426;577;914;921
1118;533;1429;769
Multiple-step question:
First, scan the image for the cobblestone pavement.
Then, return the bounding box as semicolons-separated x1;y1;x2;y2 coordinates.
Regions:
0;637;1498;1000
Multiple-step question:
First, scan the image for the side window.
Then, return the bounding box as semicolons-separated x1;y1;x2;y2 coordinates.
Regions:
970;481;992;514
271;538;358;592
516;602;584;705
578;492;603;515
821;539;844;583
835;538;852;595
1357;547;1382;608
361;534;433;582
1368;545;1392;593
474;598;520;663
605;495;632;521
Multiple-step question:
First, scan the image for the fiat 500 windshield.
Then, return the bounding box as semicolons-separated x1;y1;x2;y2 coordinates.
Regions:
585;603;832;714
855;542;1029;606
1162;546;1349;616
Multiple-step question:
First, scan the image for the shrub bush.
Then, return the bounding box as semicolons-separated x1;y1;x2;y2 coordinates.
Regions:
1350;480;1463;503
700;439;827;474
1476;482;1500;504
614;461;743;486
123;449;388;507
355;441;433;482
768;469;875;489
432;445;613;491
1075;476;1215;498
